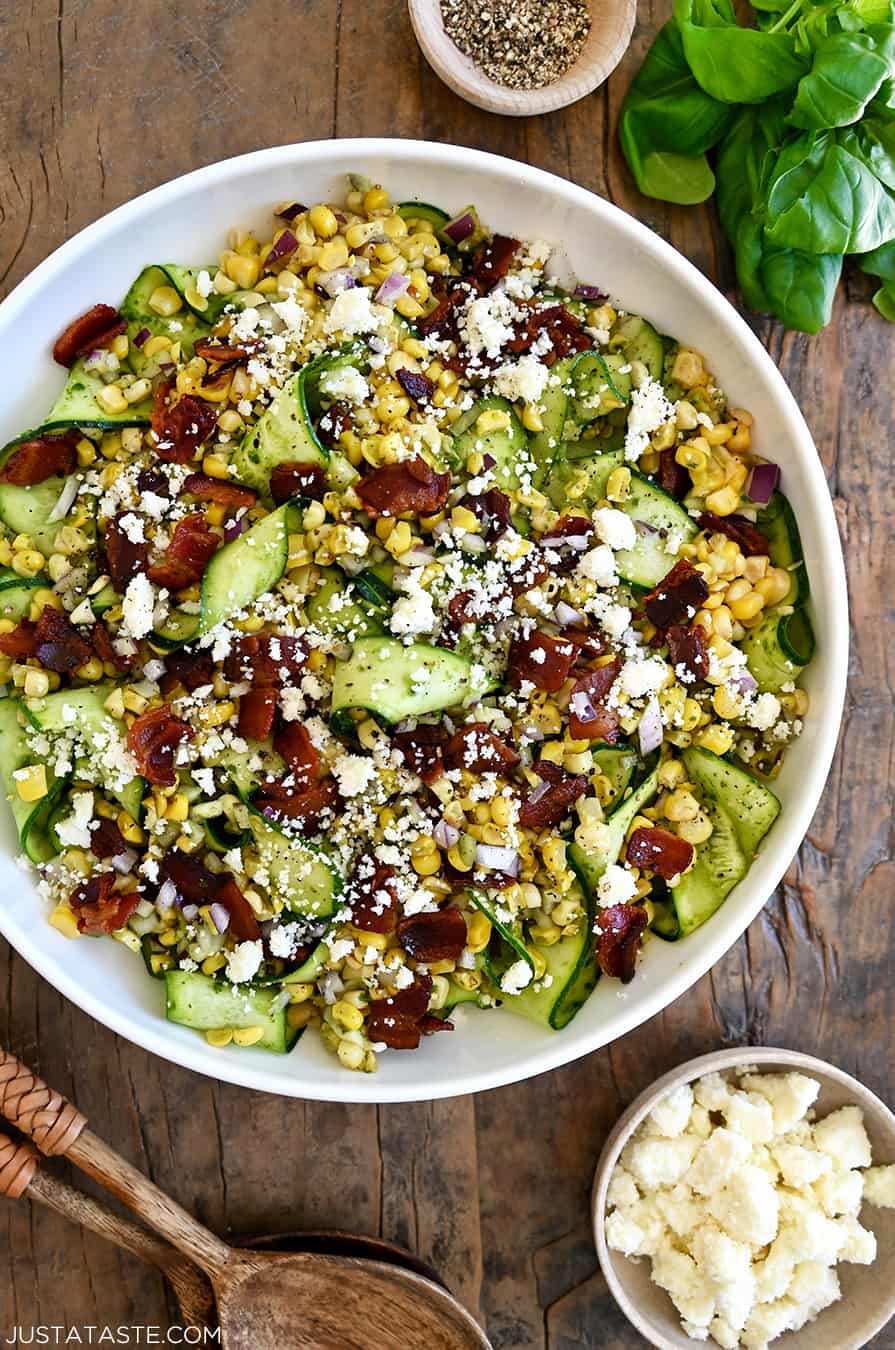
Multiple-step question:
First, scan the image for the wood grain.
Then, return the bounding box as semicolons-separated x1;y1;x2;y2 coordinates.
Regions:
1;0;893;1344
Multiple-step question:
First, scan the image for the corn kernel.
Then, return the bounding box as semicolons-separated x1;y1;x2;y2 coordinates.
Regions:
705;485;740;517
309;204;339;238
465;909;492;953
664;788;700;823
678;812;713;845
23;669;50;699
205;1028;234;1048
476;408;510;434
332;999;365;1032
606;467;632;502
125;377;151;405
95;384;129;416
118;811;145;845
148;285;183;317
14;765;48;802
450;506;480;533
337;1039;365;1071
694;723;735;756
49;903;80;938
232;1026;266;1047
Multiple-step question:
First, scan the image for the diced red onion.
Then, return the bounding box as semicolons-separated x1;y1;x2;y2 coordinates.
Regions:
83;349;114;373
747;462;780;505
265;229;298;269
181;903;199;922
109;849;138;874
635;519;659;537
638;695;663;755
442;210;475;244
571;691;598;724
48;477;80;522
434;819;460;850
732;671;758;694
552;534;591;552
403;547;435;566
432;519;452;540
157;879;178;910
375;272;410;306
209;902;230;934
317;267;356;298
275;202;306;221
482;453;496;470
554;600;587;628
574;283;608;302
525;781;550;807
224;515;251;543
134;326;151;347
475;843;520;875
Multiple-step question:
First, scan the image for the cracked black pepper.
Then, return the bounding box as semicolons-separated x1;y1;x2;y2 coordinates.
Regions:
440;0;591;90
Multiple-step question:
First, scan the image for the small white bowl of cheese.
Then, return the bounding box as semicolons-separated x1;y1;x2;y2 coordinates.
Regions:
592;1048;895;1350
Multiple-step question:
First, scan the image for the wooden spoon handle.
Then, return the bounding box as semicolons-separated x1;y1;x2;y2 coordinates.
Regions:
0;1047;86;1155
0;1046;232;1278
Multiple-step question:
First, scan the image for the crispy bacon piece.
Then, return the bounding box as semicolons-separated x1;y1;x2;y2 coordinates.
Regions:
151;385;218;464
595;903;648;983
666;623;709;682
419;1013;453;1035
348;861;398;934
626;827;694;881
540;514;595;572
126;704;194;786
88;818;128;860
395;368;435;406
192;336;264;365
357;456;451;519
506;551;551;596
0;618;36;659
69;874;139;936
0;432;78;486
508;304;592;365
642;559;709;630
471;234;519;292
417;286;464;341
567;658;622;742
92;620;134;672
34;606;93;674
238;687;278;741
366;974;434;1050
224;633;307;686
443;723;519;773
391;723;445;785
53;304;126;368
273;721;321;789
182;473;257;509
518;766;589;830
658;448;690;501
463;487;514;543
698;511;770;558
317;403;353;450
269;461;327;504
159;648;215;695
397;907;467;964
507;630;577;693
137;466;170;498
160;850;260;941
147;514;219;591
254;777;339;835
104;513;150;591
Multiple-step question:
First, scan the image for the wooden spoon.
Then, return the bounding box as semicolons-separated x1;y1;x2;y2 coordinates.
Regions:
0;1128;215;1329
0;1048;491;1349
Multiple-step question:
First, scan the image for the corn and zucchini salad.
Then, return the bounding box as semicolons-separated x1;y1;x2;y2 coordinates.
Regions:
0;177;815;1070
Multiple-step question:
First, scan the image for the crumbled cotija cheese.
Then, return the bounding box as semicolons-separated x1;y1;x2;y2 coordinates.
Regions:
605;1069;894;1348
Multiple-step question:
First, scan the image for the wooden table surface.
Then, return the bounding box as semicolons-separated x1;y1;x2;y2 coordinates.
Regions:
1;1;892;1345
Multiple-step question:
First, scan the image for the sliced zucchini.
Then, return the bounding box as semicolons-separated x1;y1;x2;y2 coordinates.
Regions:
198;500;293;635
592;744;639;811
670;748;781;936
507;880;599;1030
248;815;339;920
25;684;144;821
398;201;450;232
330;637;474;723
527;355;578;481
447;396;531;496
741;606;814;693
649;896;681;941
569;768;660;898
305;568;383;641
283;938;331;984
571;351;632;423
609;314;667;381
165;970;301;1053
545;447;624;512
0;476;78;556
157;264;257;324
217;738;286;800
0;697;63;863
353;561;396;609
612;472;699;588
231;344;365;498
0;578;46;623
121;266;210;375
756;491;809;606
42;359;154;431
470;889;535;989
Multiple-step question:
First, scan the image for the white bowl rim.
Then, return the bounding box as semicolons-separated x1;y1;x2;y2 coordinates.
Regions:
0;138;849;1103
591;1047;895;1350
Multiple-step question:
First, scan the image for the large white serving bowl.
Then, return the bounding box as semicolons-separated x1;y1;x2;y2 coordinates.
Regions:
0;140;848;1103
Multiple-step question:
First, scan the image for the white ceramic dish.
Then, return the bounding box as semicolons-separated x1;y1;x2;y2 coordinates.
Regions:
0;139;848;1103
592;1048;895;1350
407;0;636;117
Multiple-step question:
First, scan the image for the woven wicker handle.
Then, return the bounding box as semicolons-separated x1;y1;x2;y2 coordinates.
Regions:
0;1047;86;1157
0;1131;38;1199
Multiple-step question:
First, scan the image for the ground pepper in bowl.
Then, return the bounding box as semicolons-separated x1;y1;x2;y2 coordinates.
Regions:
440;0;591;90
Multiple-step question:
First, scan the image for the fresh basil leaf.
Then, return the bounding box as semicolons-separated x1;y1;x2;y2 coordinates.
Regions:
675;0;810;103
765;132;895;252
619;22;733;156
734;218;774;312
859;237;895;278
872;282;895;317
789;31;893;129
620;114;718;204
839;115;895;190
715;103;789;238
760;244;844;330
851;0;895;24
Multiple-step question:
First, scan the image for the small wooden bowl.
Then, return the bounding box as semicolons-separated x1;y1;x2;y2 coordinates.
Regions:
592;1048;895;1350
407;0;636;117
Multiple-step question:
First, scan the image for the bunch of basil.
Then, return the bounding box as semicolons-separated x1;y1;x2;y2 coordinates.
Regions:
620;0;895;331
